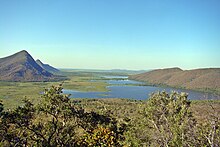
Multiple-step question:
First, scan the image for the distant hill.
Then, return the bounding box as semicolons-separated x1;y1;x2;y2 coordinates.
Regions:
60;68;148;75
129;67;220;93
109;69;149;74
0;50;55;81
36;59;60;74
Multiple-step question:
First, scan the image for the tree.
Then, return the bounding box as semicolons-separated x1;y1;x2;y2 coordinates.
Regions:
196;101;220;147
0;84;126;146
142;91;197;146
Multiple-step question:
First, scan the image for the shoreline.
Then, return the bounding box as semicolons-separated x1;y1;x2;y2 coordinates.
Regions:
128;77;220;96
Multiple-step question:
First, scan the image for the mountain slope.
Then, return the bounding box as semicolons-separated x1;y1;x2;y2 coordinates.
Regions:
36;59;59;74
129;68;220;92
0;50;53;81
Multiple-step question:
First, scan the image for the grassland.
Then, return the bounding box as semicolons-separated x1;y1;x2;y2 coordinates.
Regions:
0;71;111;109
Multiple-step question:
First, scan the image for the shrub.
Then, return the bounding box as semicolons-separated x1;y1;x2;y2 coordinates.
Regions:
0;84;126;146
142;91;197;146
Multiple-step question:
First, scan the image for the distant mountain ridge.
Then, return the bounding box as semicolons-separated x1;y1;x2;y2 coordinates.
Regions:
36;59;59;74
129;67;220;93
0;50;58;81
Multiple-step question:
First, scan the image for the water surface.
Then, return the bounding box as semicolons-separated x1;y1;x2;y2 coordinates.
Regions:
64;76;220;100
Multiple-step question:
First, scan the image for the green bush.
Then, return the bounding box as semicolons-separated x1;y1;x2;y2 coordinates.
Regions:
0;84;126;146
141;91;197;146
140;91;220;147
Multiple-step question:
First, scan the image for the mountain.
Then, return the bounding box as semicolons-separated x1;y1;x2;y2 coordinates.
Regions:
36;59;59;74
0;50;54;81
129;67;220;93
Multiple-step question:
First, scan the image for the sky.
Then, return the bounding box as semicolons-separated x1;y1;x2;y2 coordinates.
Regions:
0;0;220;70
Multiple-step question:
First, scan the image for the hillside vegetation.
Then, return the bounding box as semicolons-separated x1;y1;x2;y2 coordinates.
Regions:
129;67;220;94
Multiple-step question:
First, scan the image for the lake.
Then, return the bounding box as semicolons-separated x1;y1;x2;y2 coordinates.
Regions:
63;76;220;100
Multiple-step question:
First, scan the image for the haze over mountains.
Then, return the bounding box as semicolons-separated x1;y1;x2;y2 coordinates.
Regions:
129;67;220;93
0;50;59;81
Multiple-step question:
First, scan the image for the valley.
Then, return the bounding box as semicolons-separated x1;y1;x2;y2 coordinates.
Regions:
1;68;220;110
1;0;220;145
0;51;220;146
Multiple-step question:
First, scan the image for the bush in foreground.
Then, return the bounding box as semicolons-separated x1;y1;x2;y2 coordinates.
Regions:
142;91;197;146
0;84;126;146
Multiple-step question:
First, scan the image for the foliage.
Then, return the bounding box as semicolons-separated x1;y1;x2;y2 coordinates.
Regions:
77;125;125;147
0;84;126;146
142;91;197;146
196;102;220;147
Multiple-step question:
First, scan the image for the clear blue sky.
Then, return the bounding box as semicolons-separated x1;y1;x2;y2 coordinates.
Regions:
0;0;220;70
